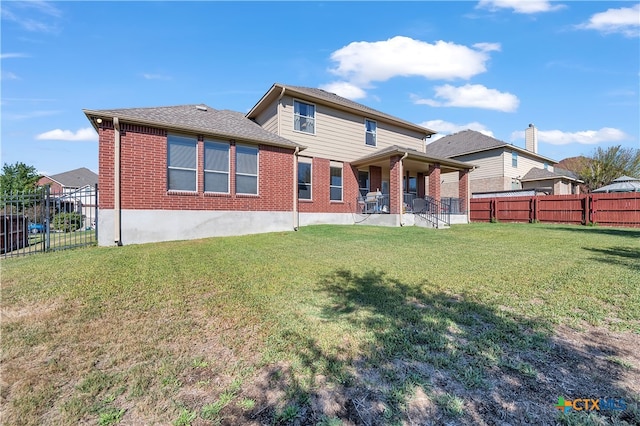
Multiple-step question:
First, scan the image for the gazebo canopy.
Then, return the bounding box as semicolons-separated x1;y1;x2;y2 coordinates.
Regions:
592;176;640;193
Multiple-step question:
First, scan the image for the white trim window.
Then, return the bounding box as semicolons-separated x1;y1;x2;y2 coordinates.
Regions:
330;162;343;202
167;134;197;191
512;151;518;168
236;145;258;195
294;100;315;134
204;140;230;193
365;119;377;146
298;158;312;200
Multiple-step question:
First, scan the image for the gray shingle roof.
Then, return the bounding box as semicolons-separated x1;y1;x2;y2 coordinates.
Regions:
48;167;98;188
521;167;581;182
248;83;435;135
425;129;556;163
84;104;303;149
425;130;511;158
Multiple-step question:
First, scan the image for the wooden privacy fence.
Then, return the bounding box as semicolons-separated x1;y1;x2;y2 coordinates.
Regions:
470;193;640;227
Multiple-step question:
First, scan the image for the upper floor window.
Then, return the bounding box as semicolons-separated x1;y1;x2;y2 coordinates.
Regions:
544;162;548;170
298;159;312;200
204;140;230;193
512;152;518;168
167;135;197;191
330;163;343;202
365;119;377;146
236;145;258;195
294;100;315;134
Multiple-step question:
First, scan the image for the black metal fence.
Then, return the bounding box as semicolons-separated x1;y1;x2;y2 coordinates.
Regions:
1;185;98;258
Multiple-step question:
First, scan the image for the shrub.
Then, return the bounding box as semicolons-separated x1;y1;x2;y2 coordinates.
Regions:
52;212;83;232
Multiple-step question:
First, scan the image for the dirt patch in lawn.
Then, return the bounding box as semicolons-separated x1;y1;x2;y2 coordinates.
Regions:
226;323;639;425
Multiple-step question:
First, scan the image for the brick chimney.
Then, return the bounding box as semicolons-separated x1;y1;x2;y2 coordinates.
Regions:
525;123;538;154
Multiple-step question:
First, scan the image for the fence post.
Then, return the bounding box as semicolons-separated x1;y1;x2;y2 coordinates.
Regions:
45;185;51;252
94;183;98;244
589;195;595;225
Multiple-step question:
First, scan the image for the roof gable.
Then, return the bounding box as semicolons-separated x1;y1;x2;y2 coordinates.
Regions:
46;167;98;188
247;83;435;136
84;104;303;150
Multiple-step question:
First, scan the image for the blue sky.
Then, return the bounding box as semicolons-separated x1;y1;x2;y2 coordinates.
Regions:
2;1;639;176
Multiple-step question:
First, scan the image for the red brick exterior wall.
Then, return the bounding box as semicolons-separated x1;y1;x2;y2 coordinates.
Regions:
98;122;294;212
370;166;382;193
428;163;441;202
417;172;425;198
298;157;360;213
37;177;63;192
458;170;469;203
390;155;402;214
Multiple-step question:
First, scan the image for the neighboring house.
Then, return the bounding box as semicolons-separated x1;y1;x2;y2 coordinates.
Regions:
37;167;98;227
84;83;474;246
38;167;98;194
425;125;582;197
592;176;640;193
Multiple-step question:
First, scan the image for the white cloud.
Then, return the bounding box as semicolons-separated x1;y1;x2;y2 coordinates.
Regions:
422;119;494;137
413;84;519;112
511;127;629;145
142;73;171;80
476;0;565;14
319;81;367;100
0;52;29;59
1;71;20;80
328;36;499;86
36;127;98;142
1;2;61;33
576;4;640;37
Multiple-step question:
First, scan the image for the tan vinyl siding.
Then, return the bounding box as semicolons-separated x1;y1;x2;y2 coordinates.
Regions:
253;101;279;134
503;150;548;179
452;150;504;180
279;96;425;162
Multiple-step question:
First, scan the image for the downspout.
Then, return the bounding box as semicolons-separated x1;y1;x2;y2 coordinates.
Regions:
113;117;122;246
399;152;408;226
293;146;300;230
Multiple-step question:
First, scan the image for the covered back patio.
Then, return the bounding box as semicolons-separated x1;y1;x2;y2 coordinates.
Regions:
351;146;475;227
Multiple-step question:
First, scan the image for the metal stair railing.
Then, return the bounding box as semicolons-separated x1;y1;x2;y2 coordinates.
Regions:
412;197;451;228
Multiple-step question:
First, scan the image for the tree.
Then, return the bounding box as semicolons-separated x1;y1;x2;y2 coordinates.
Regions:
562;146;640;192
0;162;42;193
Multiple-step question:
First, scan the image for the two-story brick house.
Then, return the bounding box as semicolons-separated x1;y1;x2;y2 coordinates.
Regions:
84;83;474;246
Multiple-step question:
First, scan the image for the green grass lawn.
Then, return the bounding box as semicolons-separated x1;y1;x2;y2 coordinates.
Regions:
1;223;639;425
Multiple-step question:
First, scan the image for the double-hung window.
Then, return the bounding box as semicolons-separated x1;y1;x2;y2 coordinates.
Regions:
298;159;312;200
167;135;197;191
204;140;230;193
330;163;343;202
512;152;518;167
294;100;315;134
236;145;258;195
365;119;377;146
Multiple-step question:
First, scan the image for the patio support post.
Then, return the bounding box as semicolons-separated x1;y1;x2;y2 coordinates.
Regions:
370;166;382;192
417;172;425;198
459;169;470;216
390;154;404;216
428;163;441;203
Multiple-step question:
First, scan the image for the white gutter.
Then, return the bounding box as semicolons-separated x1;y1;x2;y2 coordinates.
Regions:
113;117;122;245
399;152;408;226
293;146;300;230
